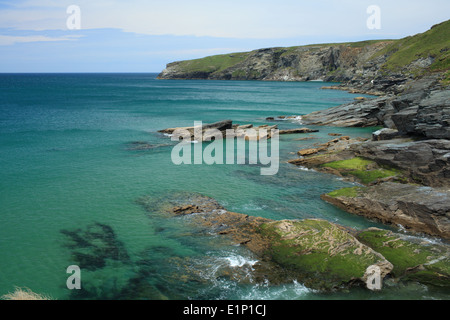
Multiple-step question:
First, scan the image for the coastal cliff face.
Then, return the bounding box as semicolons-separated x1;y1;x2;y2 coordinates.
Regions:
158;40;390;83
158;20;449;95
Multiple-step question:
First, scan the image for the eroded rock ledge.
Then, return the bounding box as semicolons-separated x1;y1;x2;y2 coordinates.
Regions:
321;183;450;239
288;134;450;239
302;76;450;139
285;72;450;240
158;119;318;141
137;192;449;291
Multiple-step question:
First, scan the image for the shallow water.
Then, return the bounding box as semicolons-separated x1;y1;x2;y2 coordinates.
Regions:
0;73;447;300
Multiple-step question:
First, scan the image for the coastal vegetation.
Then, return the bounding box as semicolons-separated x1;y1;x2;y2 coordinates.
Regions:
158;20;449;87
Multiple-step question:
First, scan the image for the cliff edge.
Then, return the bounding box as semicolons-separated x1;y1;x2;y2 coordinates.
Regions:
158;20;449;95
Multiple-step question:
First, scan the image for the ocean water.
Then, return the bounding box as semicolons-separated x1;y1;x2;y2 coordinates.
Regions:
0;73;447;300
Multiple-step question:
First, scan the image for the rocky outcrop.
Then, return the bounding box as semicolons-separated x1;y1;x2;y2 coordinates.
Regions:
289;135;450;238
137;191;450;290
302;75;450;137
391;89;450;139
259;219;393;291
288;137;369;169
350;138;450;188
158;41;392;84
158;20;450;99
356;228;450;287
158;119;233;141
302;95;389;127
158;120;319;141
321;183;450;239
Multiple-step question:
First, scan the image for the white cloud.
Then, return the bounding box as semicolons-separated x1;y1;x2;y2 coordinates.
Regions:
147;47;252;57
0;0;449;39
0;34;81;46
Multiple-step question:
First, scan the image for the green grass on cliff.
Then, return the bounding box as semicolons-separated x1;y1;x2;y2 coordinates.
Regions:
163;20;449;81
374;19;450;74
176;52;250;74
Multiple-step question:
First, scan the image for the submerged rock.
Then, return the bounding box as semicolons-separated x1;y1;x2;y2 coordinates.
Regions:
61;222;130;271
125;141;172;151
60;222;134;299
136;191;226;217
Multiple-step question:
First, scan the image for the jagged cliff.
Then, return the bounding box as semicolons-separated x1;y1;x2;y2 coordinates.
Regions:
159;40;389;81
158;20;449;95
158;41;391;86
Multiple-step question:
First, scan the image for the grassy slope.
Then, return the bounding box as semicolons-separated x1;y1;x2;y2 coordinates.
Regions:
174;51;251;74
373;19;450;74
166;20;449;80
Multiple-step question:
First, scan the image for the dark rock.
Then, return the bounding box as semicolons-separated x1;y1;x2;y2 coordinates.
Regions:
321;182;450;239
279;128;319;134
158;120;233;141
351;138;450;187
372;128;402;141
303;76;450;140
126;141;172;151
173;205;200;215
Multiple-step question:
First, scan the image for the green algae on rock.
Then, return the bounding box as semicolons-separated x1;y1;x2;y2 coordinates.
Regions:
326;187;361;198
356;228;450;288
258;219;393;291
320;157;404;185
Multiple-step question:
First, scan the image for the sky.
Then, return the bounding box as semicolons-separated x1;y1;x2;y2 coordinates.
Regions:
0;0;449;72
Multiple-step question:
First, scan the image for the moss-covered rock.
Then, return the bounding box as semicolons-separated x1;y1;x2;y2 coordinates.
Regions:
326;187;361;198
259;219;393;291
357;228;450;288
321;157;403;185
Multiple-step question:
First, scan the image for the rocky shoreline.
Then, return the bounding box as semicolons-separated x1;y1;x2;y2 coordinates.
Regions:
153;19;450;292
284;72;450;241
152;74;449;291
153;71;449;289
137;191;449;292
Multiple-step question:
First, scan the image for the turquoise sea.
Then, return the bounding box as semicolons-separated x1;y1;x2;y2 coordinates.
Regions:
0;73;447;300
